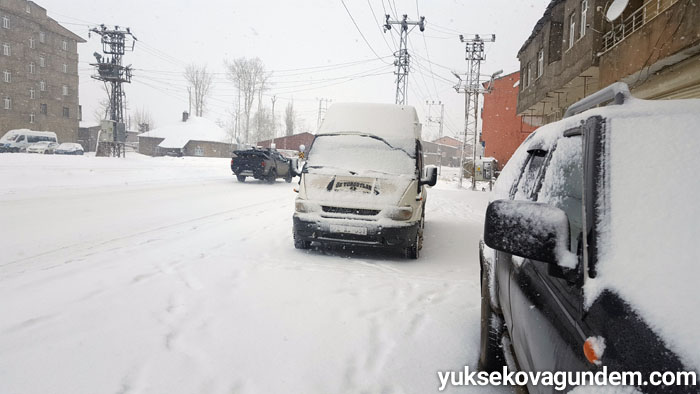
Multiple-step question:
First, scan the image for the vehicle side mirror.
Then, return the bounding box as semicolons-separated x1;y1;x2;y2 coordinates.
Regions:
420;165;438;187
484;199;571;265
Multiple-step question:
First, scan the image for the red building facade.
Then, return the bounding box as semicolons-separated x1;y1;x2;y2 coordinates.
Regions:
481;71;537;168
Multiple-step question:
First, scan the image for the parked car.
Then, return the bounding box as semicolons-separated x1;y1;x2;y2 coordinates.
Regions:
54;143;85;155
0;130;58;152
230;147;294;183
479;83;700;393
292;103;437;259
26;141;59;154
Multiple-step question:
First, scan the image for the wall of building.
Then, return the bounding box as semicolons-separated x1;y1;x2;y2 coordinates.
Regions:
0;0;84;142
257;132;315;151
599;0;700;99
517;0;605;118
482;71;538;168
422;141;459;167
183;140;235;158
138;136;163;156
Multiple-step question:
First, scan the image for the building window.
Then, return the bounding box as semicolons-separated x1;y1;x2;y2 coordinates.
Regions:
40;103;47;114
62;85;68;96
29;62;35;74
569;12;576;49
580;0;588;38
63;107;69;118
26;4;31;13
62;64;67;73
2;16;9;29
29;37;35;48
62;40;67;51
526;62;532;87
40;80;45;91
3;70;10;83
39;56;45;67
30;113;35;123
2;43;10;56
3;97;10;110
194;146;204;156
537;49;544;78
29;88;35;99
39;31;45;43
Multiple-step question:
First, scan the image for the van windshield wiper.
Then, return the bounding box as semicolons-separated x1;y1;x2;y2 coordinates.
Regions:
361;134;415;158
306;165;356;175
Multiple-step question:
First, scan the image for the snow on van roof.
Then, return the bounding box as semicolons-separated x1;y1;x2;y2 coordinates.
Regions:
1;129;57;141
317;103;421;140
138;117;231;149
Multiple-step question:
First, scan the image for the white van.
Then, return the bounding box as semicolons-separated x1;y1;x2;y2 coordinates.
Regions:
0;129;58;152
292;103;437;259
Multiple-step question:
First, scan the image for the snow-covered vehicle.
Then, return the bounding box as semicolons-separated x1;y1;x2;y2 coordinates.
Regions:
479;83;700;393
0;130;58;153
54;143;85;155
26;141;59;154
292;103;437;259
230;147;293;183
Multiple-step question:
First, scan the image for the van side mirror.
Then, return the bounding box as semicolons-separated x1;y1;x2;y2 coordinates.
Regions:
484;199;571;265
420;165;438;187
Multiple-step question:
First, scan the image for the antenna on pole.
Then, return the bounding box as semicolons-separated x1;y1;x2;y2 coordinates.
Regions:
384;14;426;105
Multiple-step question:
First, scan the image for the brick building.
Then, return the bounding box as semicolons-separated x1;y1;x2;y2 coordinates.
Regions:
481;71;537;167
517;0;699;125
0;0;85;142
257;132;315;151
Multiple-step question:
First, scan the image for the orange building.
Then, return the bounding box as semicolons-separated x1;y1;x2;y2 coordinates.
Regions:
481;71;537;168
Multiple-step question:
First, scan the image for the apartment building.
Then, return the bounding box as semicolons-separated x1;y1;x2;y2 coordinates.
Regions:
0;0;85;142
517;0;699;124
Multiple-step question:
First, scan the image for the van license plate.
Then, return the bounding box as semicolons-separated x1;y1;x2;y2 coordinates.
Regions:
329;225;367;235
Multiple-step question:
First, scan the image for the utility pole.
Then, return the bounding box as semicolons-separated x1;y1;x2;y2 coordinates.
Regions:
316;98;332;129
89;24;137;158
453;33;495;189
426;100;444;174
384;14;425;105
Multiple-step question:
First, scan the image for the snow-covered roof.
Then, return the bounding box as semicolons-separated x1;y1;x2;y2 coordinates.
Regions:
317;103;421;141
138;117;230;149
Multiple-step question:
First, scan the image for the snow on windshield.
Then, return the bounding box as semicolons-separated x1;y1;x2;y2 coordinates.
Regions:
307;134;416;176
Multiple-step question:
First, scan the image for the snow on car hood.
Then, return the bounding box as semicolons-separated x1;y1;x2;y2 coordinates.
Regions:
302;172;413;207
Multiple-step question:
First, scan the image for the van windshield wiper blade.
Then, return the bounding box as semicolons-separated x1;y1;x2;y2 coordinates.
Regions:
362;134;415;158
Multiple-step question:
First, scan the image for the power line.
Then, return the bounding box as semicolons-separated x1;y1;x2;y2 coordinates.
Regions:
340;0;392;64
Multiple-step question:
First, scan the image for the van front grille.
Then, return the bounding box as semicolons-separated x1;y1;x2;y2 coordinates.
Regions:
321;206;380;216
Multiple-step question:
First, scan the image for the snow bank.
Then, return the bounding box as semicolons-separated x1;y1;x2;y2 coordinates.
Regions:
138;117;230;149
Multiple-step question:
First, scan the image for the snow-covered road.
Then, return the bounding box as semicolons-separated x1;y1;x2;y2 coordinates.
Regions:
0;154;510;394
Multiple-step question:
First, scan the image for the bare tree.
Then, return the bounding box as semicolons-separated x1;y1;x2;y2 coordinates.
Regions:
284;101;295;137
224;57;269;143
253;106;275;142
92;84;111;124
184;64;214;117
132;107;155;132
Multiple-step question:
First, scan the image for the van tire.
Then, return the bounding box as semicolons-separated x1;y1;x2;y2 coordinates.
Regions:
236;175;246;182
404;221;423;259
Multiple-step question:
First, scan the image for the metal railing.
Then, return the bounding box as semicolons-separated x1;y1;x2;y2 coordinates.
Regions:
601;0;679;53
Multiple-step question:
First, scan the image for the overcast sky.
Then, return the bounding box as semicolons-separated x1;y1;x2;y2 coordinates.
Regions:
39;0;550;141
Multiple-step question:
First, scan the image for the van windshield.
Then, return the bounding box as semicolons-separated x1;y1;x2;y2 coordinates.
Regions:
307;134;416;176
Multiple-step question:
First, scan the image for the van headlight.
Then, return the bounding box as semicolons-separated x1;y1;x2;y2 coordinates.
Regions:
386;206;413;221
295;200;318;213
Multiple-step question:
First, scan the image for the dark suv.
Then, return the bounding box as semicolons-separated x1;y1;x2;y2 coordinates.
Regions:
479;83;699;393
